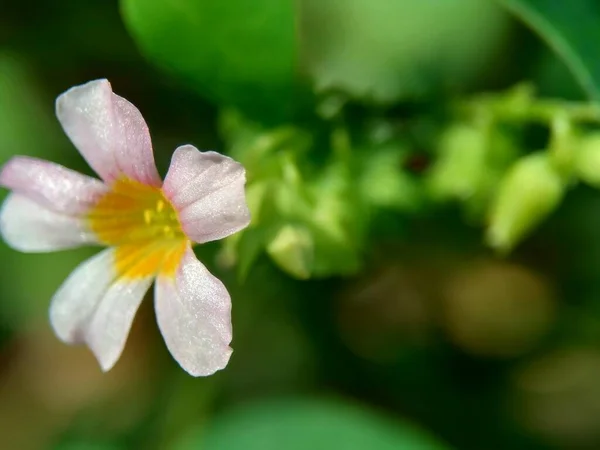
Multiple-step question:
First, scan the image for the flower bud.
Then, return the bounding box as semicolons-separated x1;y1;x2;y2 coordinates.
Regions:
266;224;313;280
487;153;565;251
428;122;517;220
427;123;487;201
575;133;600;187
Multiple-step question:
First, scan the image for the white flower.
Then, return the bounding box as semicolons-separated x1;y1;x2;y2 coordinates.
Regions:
0;79;250;376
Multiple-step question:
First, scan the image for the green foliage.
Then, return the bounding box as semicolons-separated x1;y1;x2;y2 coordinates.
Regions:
426;120;518;219
301;0;510;103
219;110;425;279
121;0;298;118
219;82;600;275
498;0;600;102
357;143;423;212
121;0;511;114
266;225;314;280
173;398;451;450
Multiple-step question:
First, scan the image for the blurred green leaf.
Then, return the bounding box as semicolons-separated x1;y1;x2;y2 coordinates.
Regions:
300;0;510;103
266;224;314;280
358;144;424;213
121;0;298;118
219;109;312;181
234;225;273;281
175;398;451;450
305;162;366;277
498;0;600;102
427;122;491;202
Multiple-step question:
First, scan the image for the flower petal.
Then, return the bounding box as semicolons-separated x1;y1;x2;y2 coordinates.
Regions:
0;156;108;214
155;245;233;376
162;145;250;244
84;274;153;371
49;247;153;371
55;79;161;186
0;194;98;252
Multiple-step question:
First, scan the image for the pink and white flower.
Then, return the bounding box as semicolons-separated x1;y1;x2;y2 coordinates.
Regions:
0;79;250;376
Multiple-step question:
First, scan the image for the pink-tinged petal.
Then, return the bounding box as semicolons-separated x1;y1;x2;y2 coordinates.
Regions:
50;248;114;343
162;145;250;244
84;274;153;371
155;245;233;376
55;79;161;186
0;194;98;252
49;247;153;371
0;156;108;214
112;94;162;186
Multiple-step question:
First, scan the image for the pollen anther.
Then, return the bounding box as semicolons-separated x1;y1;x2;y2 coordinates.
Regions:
89;178;185;248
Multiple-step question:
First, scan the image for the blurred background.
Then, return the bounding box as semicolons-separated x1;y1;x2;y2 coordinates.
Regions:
3;0;600;449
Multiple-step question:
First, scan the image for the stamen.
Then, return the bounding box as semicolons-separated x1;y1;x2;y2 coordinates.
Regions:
89;178;185;247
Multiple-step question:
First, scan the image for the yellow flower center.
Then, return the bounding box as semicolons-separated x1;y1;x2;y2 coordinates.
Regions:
88;178;187;278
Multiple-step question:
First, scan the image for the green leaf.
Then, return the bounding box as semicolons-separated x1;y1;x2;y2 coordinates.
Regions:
300;0;510;103
358;144;424;213
236;225;274;281
120;0;298;118
266;224;314;280
305;162;366;277
174;398;452;450
497;0;600;102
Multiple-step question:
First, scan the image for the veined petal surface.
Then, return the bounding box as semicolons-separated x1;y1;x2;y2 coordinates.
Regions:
162;145;250;244
0;193;98;252
50;246;156;371
155;244;233;376
0;156;108;214
55;79;161;186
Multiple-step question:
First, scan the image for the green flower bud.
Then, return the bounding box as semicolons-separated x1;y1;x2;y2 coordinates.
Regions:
266;224;314;280
548;113;576;177
428;122;489;201
487;153;565;252
427;122;517;220
575;133;600;187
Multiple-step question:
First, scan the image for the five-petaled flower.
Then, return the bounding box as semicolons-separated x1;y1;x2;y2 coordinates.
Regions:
0;79;250;376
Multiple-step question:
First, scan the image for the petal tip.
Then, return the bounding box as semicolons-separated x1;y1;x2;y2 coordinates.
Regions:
98;358;116;373
90;342;121;373
55;79;112;113
0;156;33;189
184;346;234;377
